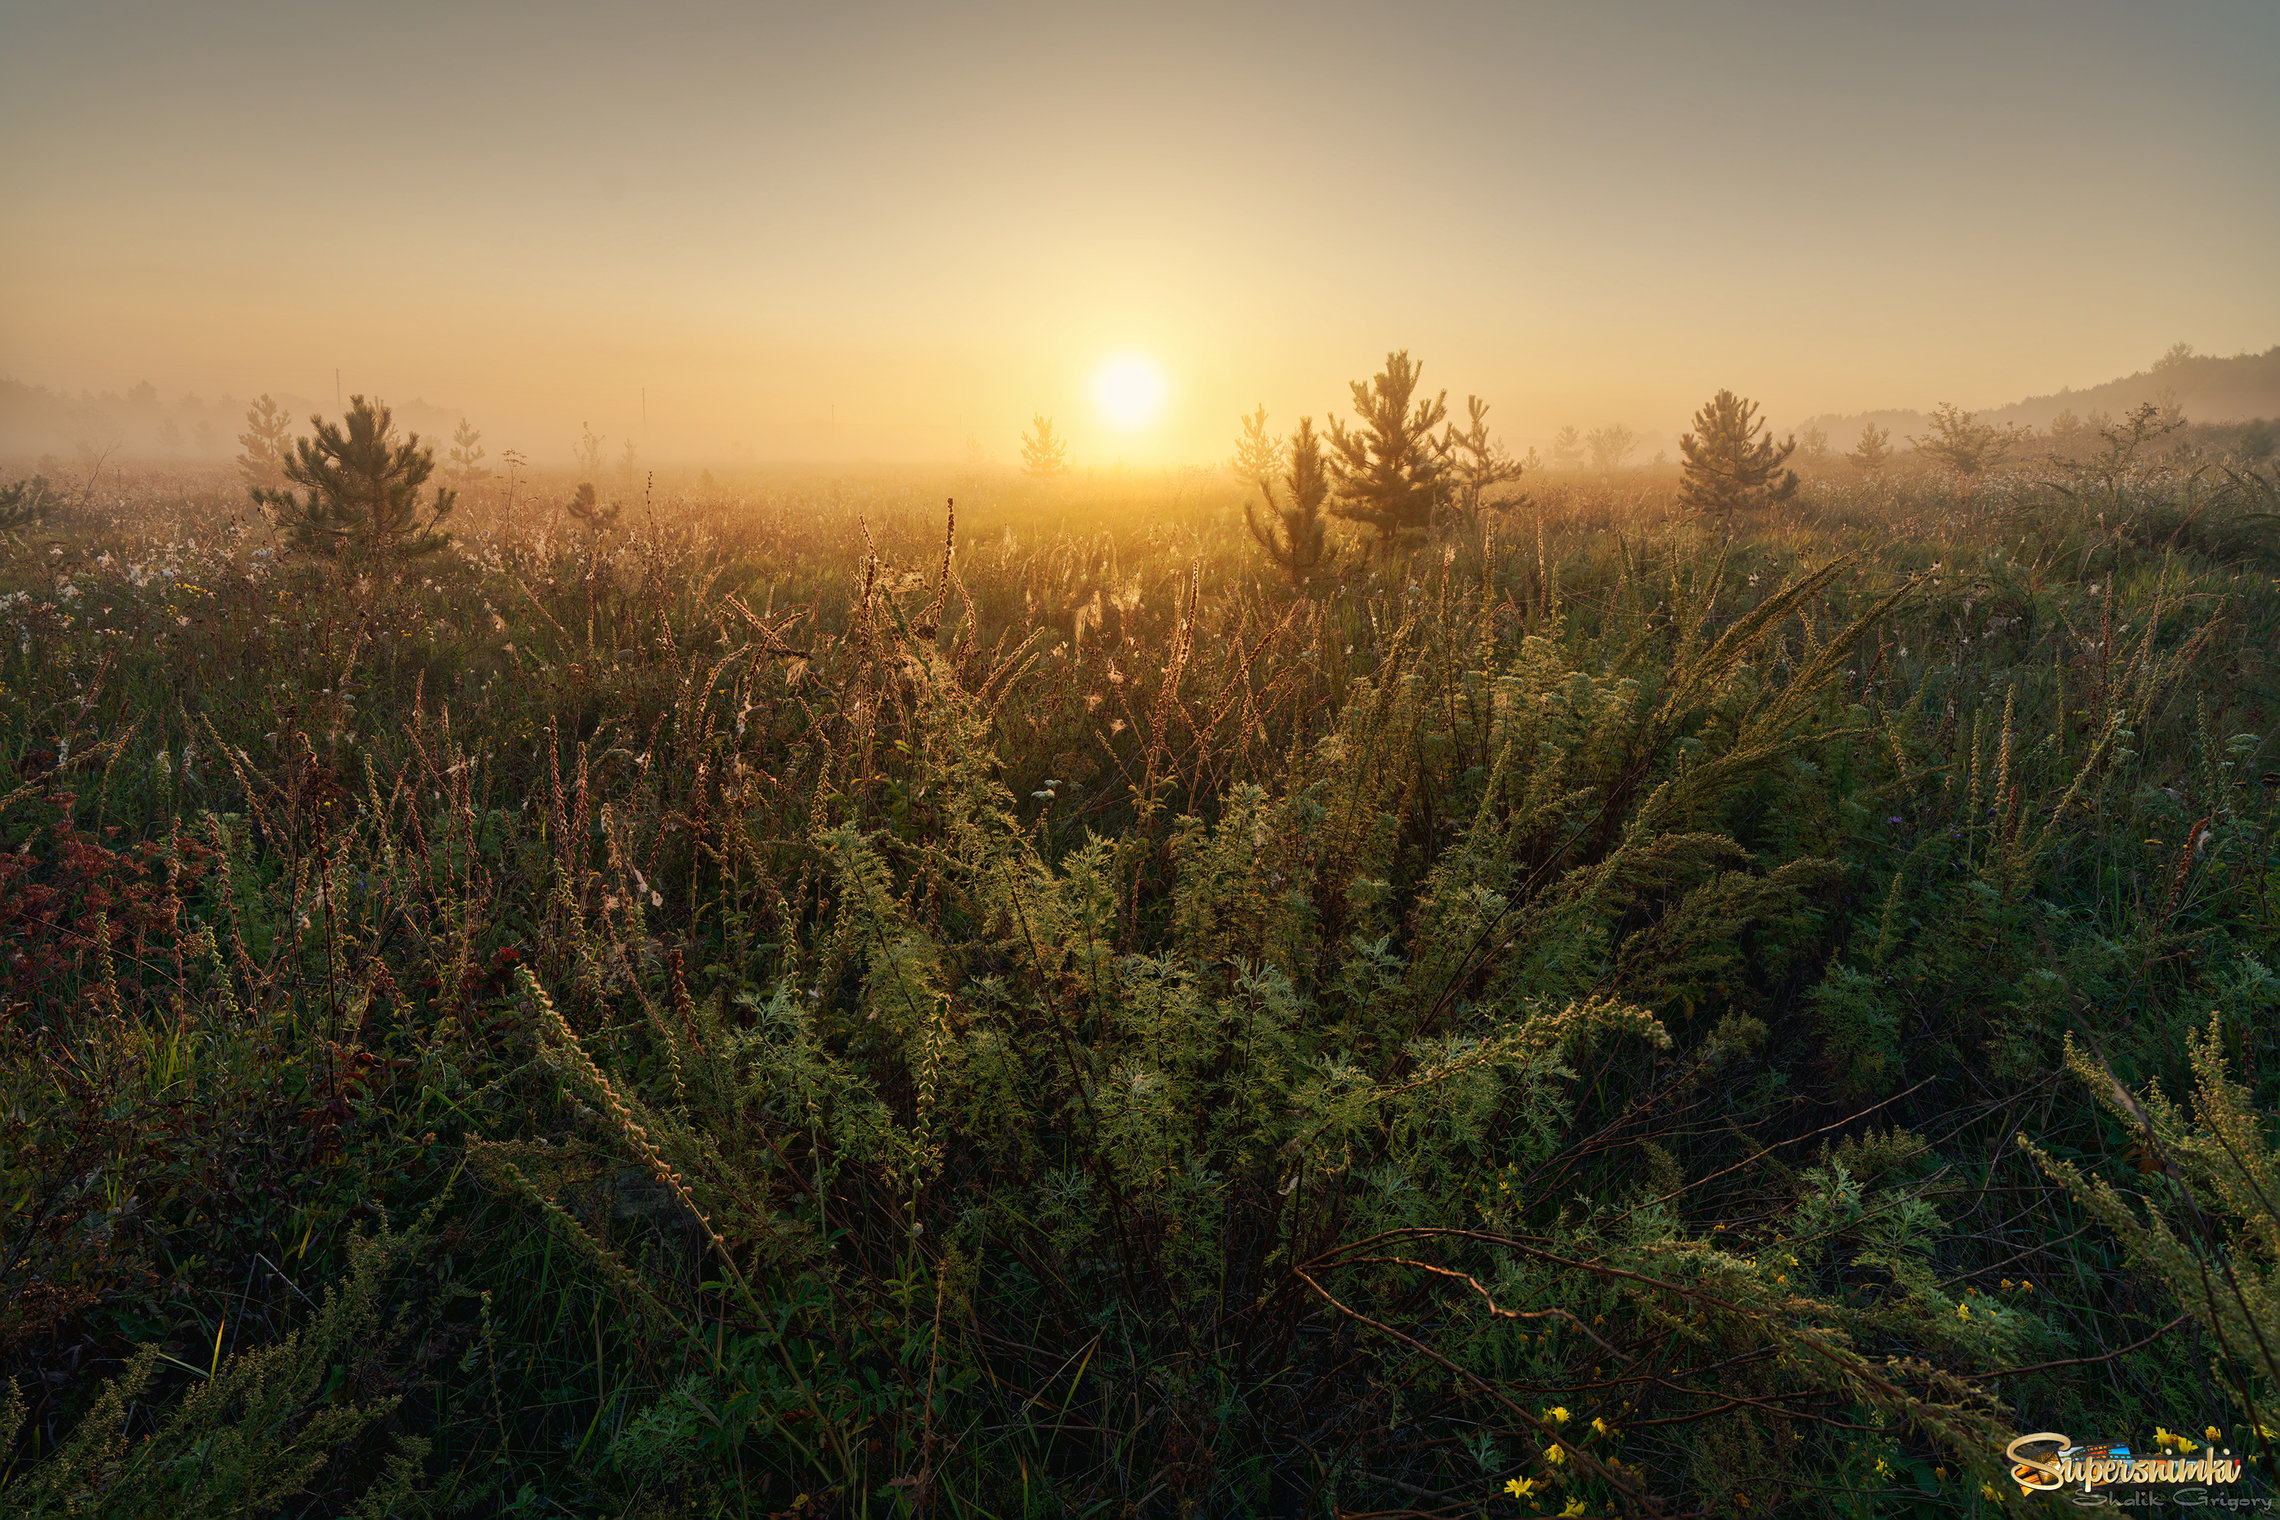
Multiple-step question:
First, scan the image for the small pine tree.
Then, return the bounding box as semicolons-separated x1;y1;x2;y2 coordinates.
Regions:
250;396;454;567
1847;422;1892;473
1021;415;1068;477
446;418;489;482
1238;407;1334;588
1585;422;1639;472
1442;396;1529;526
1326;350;1449;552
1909;402;2022;497
564;481;621;532
235;394;295;490
1678;390;1798;525
1550;425;1583;469
1799;424;1830;463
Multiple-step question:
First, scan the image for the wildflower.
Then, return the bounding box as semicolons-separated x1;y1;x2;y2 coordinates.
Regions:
1956;1302;1970;1320
1544;1444;1566;1466
1591;1417;1612;1437
1506;1476;1534;1500
1981;1481;2004;1502
1560;1501;1587;1518
1544;1405;1569;1424
1875;1458;1894;1478
2207;1426;2224;1442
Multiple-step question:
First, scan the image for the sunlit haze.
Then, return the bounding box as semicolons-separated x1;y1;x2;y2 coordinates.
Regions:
3;0;2276;465
1094;357;1168;434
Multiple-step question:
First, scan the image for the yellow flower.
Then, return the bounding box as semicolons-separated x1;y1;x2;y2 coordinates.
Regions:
1934;1466;1947;1480
2207;1426;2225;1442
1956;1302;1971;1320
1506;1476;1535;1500
1981;1481;2004;1502
1560;1502;1588;1518
1592;1416;1613;1437
1875;1458;1894;1478
1545;1443;1567;1465
1545;1406;1571;1424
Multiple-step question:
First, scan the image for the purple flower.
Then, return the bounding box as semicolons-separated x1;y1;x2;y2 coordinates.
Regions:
1889;815;1903;825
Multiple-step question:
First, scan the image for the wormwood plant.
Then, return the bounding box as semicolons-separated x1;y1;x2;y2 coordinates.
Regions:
455;541;2055;1512
5;465;2276;1515
0;1225;431;1518
2025;1018;2279;1456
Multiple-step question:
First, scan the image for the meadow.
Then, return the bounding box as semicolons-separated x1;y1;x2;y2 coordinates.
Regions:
2;423;2277;1518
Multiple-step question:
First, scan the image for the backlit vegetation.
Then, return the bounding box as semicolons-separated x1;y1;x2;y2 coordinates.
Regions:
2;376;2278;1516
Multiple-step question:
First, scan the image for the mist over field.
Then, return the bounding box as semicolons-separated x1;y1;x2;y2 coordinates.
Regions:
4;4;2279;1518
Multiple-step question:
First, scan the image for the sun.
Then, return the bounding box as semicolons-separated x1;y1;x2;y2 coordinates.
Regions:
1092;355;1167;432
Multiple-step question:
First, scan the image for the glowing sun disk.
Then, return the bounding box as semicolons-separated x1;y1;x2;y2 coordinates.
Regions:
1093;356;1166;431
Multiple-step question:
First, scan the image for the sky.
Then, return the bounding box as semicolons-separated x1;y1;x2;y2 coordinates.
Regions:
2;0;2276;465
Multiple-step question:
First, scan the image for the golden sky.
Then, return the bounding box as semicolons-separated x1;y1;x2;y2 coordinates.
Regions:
3;1;2276;465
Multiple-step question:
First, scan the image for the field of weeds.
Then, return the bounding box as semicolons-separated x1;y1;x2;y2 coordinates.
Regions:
3;446;2278;1517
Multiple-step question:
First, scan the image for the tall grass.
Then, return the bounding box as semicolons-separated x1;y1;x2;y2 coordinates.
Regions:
2;457;2275;1516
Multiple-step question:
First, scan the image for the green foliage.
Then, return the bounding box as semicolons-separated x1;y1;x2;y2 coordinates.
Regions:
0;475;58;536
1445;395;1532;526
1327;349;1450;551
1;1227;430;1518
1846;420;1893;473
2025;1016;2280;1434
3;458;2277;1514
248;395;454;567
1237;406;1334;586
563;480;620;532
1679;389;1798;525
1910;401;2027;493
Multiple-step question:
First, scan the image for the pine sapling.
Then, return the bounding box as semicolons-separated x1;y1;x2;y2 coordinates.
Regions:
1238;406;1335;587
249;396;455;569
1327;350;1449;553
1679;389;1798;527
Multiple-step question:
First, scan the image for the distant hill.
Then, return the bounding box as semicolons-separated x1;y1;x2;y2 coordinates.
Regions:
1795;344;2280;449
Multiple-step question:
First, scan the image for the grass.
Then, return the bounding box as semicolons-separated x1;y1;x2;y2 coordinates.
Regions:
1;446;2277;1517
